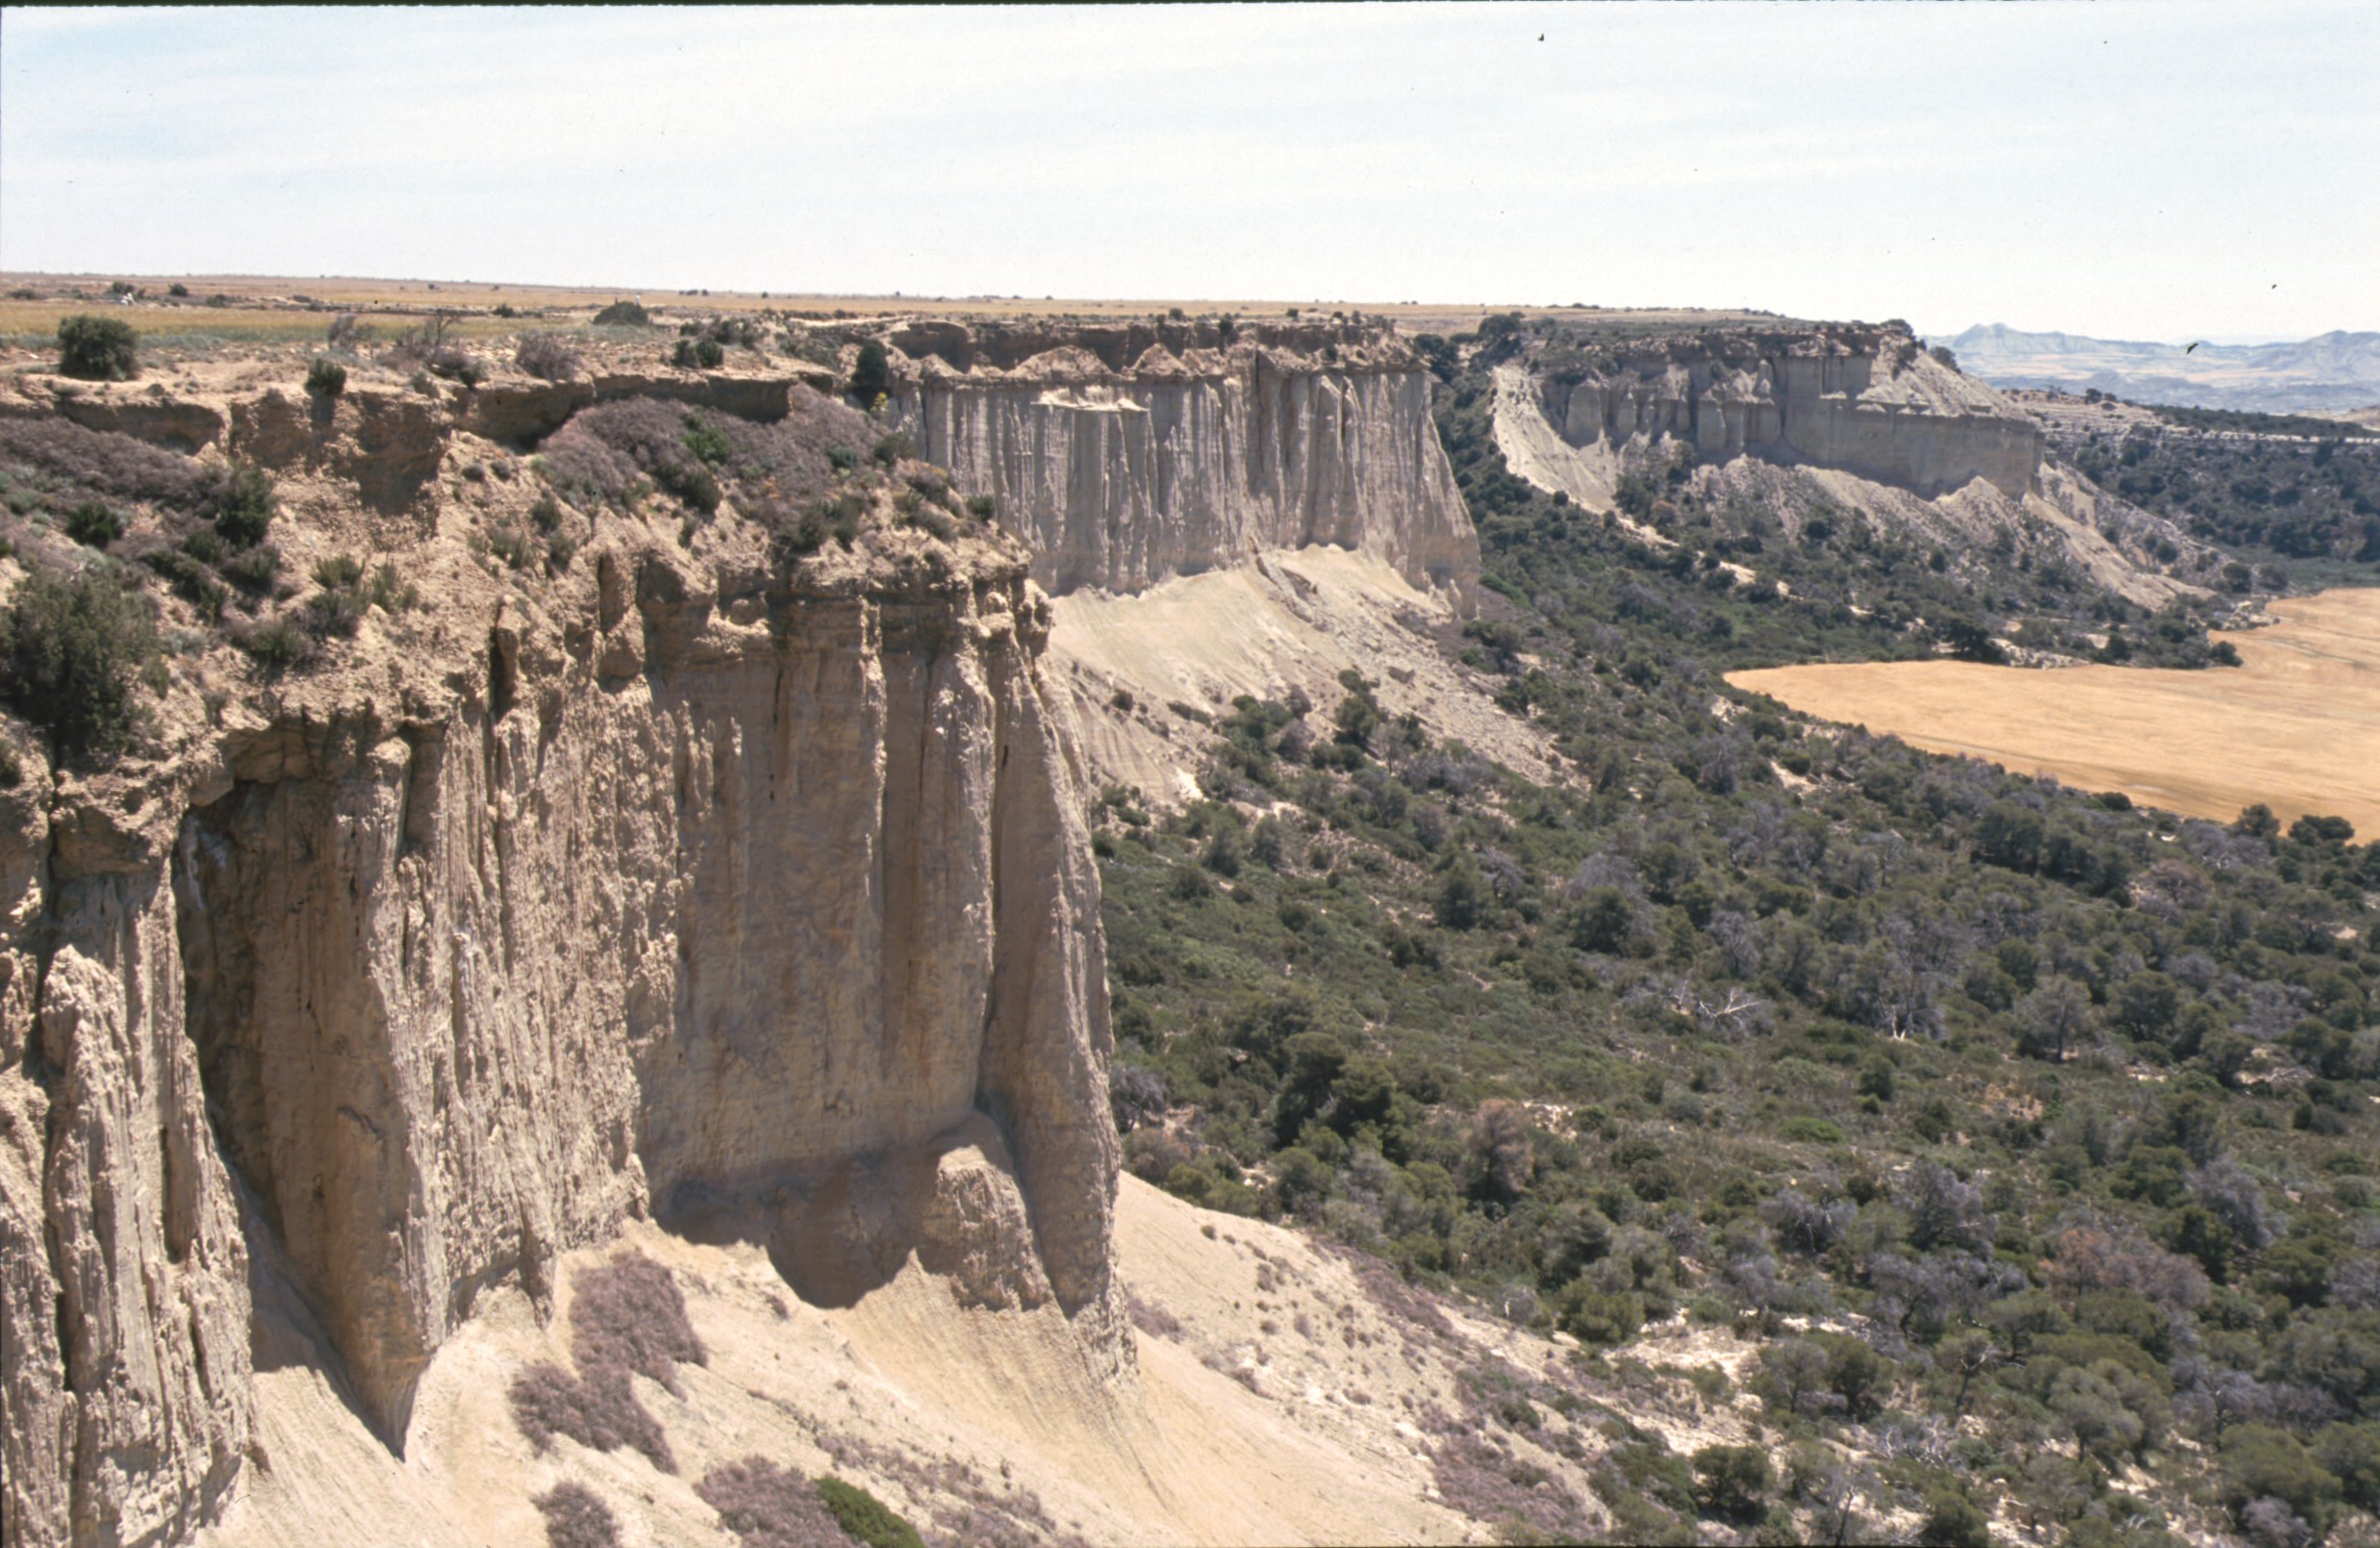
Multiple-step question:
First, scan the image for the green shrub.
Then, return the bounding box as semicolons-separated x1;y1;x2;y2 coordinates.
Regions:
1779;1116;1844;1145
872;431;912;467
365;562;418;614
487;521;537;571
57;315;139;380
682;421;731;466
0;568;159;765
213;466;277;550
814;1477;924;1548
313;554;365;590
63;501;125;549
966;493;997;520
849;341;891;406
219;546;281;595
667;464;721;514
1693;1444;1772;1520
828;491;865;546
305;356;347;397
1555;1283;1644;1346
671;337;723;369
305;587;367;639
591;299;648;327
140;549;227;620
1919;1486;1993;1548
239;616;312;675
902;502;956;542
2220;1425;2342;1537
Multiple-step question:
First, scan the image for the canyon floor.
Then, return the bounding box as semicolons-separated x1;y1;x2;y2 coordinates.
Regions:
1728;586;2380;835
196;1179;1770;1548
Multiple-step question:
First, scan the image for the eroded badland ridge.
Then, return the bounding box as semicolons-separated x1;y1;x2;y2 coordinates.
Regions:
2;291;2375;1548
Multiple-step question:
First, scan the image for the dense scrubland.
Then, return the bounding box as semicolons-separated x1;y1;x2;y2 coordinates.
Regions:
2057;403;2380;592
1099;322;2380;1546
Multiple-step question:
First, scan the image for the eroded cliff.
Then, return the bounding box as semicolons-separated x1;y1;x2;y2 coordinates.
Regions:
1535;323;2042;496
0;374;1121;1545
881;319;1479;610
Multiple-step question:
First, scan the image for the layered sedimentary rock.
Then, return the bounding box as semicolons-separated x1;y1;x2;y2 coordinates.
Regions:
884;320;1478;611
0;457;1121;1542
2;313;1473;1543
1546;325;2041;496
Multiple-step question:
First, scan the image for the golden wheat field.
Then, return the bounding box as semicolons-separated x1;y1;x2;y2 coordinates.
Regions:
1730;588;2380;837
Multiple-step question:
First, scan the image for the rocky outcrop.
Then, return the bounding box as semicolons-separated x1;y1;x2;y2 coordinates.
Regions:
462;369;836;446
0;389;226;455
1;754;255;1548
883;322;1478;611
1;490;1122;1541
1544;325;2041;496
53;395;227;455
229;389;451;513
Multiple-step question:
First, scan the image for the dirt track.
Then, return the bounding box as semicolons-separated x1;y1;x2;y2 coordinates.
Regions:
1730;588;2380;836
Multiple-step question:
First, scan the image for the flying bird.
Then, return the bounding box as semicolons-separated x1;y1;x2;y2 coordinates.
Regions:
2186;342;2201;354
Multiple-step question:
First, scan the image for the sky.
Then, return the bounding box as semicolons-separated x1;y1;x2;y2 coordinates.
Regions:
2;3;2374;343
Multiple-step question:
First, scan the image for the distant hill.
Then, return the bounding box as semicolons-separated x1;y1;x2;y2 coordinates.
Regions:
1937;322;2380;416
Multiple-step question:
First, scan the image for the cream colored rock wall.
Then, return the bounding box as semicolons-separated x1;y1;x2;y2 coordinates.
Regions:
1554;333;2042;496
893;360;1478;611
2;534;1123;1543
1;772;255;1548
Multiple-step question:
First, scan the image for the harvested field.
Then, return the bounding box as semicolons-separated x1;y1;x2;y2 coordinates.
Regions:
1730;587;2380;836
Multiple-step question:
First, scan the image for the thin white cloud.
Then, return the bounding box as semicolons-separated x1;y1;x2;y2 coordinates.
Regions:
2;2;2372;339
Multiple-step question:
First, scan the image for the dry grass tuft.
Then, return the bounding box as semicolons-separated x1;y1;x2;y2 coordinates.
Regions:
696;1458;851;1548
506;1250;705;1473
532;1479;620;1548
0;417;217;513
570;1248;706;1395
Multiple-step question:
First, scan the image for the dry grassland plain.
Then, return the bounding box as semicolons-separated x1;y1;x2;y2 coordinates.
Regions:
0;271;1796;345
1730;588;2380;837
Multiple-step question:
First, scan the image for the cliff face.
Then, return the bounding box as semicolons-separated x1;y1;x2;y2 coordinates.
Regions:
0;405;1121;1544
883;321;1478;611
1545;326;2041;496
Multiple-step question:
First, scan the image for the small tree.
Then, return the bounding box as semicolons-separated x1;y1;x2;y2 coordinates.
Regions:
1920;1486;1993;1548
849;340;891;406
58;315;139;380
1936;615;2006;664
1693;1444;1772;1521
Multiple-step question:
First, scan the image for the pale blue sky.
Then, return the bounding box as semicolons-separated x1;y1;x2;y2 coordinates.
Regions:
3;3;2373;343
